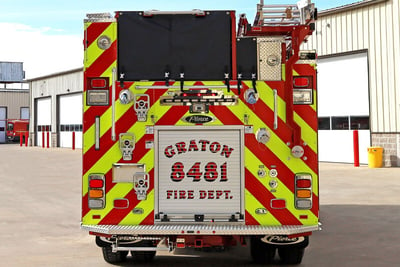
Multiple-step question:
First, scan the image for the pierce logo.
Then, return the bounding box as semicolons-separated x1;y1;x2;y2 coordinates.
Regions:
183;115;214;124
263;236;305;245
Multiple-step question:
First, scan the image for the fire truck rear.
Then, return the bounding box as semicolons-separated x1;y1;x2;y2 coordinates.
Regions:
82;0;319;264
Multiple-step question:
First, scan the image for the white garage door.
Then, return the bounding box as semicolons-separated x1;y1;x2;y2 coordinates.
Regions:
59;94;82;149
318;52;370;164
0;107;6;143
36;98;52;147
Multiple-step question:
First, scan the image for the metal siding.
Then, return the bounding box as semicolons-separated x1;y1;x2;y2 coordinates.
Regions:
0;62;24;82
0;91;29;119
303;0;399;132
30;69;83;143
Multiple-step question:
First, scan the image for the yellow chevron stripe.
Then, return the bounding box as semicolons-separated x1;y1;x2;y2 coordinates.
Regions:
245;147;318;225
293;112;317;153
83;182;136;224
246;190;281;226
85;23;116;69
83;95;170;194
119;190;155;225
226;92;317;178
83;95;131;154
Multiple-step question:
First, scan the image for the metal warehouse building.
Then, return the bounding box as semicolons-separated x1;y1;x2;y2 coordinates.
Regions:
0;62;29;143
302;0;400;166
29;68;83;148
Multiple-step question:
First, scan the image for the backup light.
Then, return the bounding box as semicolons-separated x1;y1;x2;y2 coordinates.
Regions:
293;89;313;105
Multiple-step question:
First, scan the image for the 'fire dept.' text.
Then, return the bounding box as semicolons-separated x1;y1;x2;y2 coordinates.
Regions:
166;190;233;200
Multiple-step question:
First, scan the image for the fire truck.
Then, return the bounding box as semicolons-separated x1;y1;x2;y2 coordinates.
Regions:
82;0;319;264
6;119;29;142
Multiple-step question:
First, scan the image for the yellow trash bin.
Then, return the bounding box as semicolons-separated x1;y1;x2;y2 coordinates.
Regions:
367;147;383;168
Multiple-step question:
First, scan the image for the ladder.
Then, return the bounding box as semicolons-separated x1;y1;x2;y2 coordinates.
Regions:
254;0;315;26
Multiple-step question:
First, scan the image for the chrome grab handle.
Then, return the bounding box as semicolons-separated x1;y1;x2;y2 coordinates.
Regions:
111;68;116;141
273;89;278;130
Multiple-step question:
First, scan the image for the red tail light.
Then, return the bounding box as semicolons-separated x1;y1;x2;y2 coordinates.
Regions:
293;77;310;88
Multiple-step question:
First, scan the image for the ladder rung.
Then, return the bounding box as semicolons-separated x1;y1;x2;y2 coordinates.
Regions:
263;4;297;8
262;15;301;19
262;9;300;14
263;20;301;25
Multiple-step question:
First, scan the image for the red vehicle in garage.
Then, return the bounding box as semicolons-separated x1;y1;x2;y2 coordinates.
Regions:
6;119;29;142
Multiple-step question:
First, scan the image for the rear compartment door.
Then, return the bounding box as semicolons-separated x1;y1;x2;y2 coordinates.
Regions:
155;126;244;223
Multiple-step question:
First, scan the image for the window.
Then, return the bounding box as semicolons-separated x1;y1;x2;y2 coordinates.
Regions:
318;117;330;130
7;123;13;131
350;116;370;130
331;117;349;130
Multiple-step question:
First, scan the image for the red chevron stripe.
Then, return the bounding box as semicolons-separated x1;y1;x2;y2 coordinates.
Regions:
294;105;318;132
85;41;117;77
83;89;167;174
238;96;317;174
155;106;188;125
245;210;260;225
209;106;242;125
210;105;318;213
99;169;154;225
245;134;296;193
85;22;111;49
141;211;155;225
245;169;302;225
294;64;316;82
246;136;319;218
83;82;135;135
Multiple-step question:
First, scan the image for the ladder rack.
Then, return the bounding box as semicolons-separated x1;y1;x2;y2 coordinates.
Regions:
254;0;315;26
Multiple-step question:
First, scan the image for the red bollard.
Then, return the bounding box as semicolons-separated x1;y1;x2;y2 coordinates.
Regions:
25;131;28;147
20;132;23;146
353;130;360;167
42;131;45;148
72;131;75;150
47;131;50;148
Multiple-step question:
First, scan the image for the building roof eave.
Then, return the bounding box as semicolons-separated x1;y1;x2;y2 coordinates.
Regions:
319;0;389;17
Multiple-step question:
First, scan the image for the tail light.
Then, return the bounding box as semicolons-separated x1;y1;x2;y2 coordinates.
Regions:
88;174;105;209
295;173;312;210
86;77;110;106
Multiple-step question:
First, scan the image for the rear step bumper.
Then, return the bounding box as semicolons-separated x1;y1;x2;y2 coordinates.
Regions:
82;224;320;235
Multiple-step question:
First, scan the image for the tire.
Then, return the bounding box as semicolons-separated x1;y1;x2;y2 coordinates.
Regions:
102;246;128;264
131;240;156;262
250;237;276;264
278;246;305;265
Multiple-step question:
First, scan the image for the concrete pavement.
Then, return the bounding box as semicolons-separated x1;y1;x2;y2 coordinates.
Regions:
0;144;399;266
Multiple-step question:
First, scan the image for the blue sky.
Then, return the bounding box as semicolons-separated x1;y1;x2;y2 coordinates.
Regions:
0;0;358;78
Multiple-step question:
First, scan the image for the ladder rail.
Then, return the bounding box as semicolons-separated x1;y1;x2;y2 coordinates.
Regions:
256;0;314;26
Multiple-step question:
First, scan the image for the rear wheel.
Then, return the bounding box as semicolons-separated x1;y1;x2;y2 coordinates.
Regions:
250;237;276;264
278;246;305;265
101;246;128;264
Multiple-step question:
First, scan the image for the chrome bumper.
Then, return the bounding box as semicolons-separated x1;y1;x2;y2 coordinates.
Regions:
82;224;320;236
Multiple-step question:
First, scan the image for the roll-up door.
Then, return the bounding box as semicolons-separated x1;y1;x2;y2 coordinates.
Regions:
155;126;244;223
318;52;370;164
36;98;51;147
59;94;82;148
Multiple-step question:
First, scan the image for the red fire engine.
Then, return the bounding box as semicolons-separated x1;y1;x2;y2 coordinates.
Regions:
82;0;319;264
